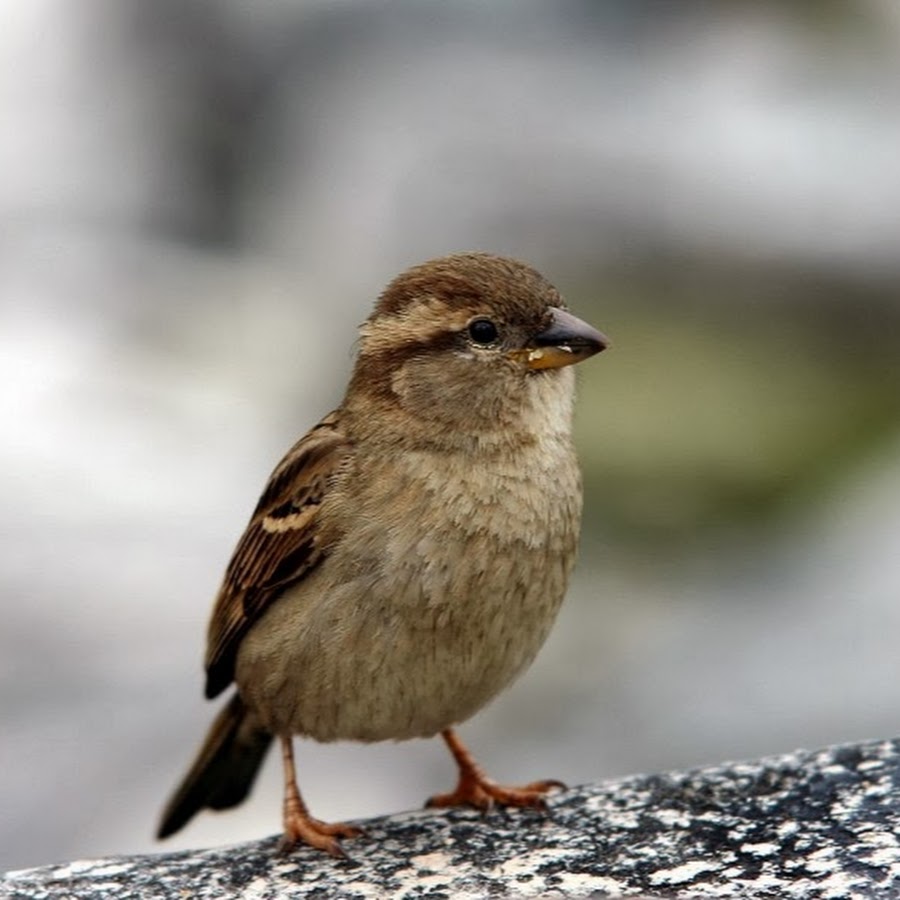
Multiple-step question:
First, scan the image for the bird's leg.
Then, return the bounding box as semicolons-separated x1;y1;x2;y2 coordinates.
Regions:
426;728;565;811
278;736;362;857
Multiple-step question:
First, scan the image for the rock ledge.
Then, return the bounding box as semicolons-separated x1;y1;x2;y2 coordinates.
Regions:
5;738;900;899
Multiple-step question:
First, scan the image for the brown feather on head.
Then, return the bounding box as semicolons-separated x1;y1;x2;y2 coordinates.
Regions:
372;252;563;317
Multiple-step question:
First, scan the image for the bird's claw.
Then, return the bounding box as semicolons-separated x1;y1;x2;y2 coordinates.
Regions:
426;775;564;812
279;817;363;858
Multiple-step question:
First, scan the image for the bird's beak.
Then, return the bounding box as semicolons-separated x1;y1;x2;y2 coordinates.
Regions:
517;307;609;370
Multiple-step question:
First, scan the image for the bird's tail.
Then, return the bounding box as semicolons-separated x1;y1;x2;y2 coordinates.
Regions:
157;692;273;839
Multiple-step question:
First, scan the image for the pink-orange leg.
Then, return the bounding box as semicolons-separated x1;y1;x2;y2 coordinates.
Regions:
278;736;362;857
426;728;565;811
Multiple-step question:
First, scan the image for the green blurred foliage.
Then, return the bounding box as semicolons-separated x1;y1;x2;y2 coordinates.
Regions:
572;267;900;547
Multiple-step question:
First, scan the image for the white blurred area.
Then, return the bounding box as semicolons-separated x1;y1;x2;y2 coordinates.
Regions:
2;0;900;871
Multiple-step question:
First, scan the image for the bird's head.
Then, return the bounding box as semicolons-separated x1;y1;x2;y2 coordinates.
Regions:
346;252;608;447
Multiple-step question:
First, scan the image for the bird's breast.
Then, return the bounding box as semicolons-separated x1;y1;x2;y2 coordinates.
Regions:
237;437;582;742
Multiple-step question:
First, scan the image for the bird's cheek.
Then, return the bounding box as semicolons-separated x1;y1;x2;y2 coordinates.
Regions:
389;362;429;413
390;358;450;412
391;356;502;426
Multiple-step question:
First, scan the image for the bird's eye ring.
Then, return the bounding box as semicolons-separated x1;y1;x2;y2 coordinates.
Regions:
467;318;499;345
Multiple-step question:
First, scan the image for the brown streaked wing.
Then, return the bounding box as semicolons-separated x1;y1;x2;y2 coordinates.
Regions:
204;410;351;699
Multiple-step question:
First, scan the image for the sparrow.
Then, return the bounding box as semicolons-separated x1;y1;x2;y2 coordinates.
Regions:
157;252;607;856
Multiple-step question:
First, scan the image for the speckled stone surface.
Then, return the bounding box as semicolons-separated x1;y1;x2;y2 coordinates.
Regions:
5;738;900;899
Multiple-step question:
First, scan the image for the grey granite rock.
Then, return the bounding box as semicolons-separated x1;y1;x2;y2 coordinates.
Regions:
5;738;900;899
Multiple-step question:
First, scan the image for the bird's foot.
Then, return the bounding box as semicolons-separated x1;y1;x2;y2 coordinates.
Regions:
277;734;363;856
278;813;363;858
428;728;565;812
426;773;565;811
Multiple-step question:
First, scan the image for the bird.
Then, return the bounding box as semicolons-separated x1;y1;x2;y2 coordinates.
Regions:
157;252;608;856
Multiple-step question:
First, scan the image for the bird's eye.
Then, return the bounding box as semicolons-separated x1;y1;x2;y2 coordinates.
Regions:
467;318;499;345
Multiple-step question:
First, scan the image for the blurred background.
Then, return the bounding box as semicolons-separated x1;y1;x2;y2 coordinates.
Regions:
2;0;900;872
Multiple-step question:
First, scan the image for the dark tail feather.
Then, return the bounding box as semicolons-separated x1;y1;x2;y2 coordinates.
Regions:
157;693;273;839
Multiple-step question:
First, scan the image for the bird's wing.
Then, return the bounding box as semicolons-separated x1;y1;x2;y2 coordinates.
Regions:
204;410;351;698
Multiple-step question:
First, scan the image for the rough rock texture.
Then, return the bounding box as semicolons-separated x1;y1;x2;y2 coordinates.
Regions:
5;738;900;899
